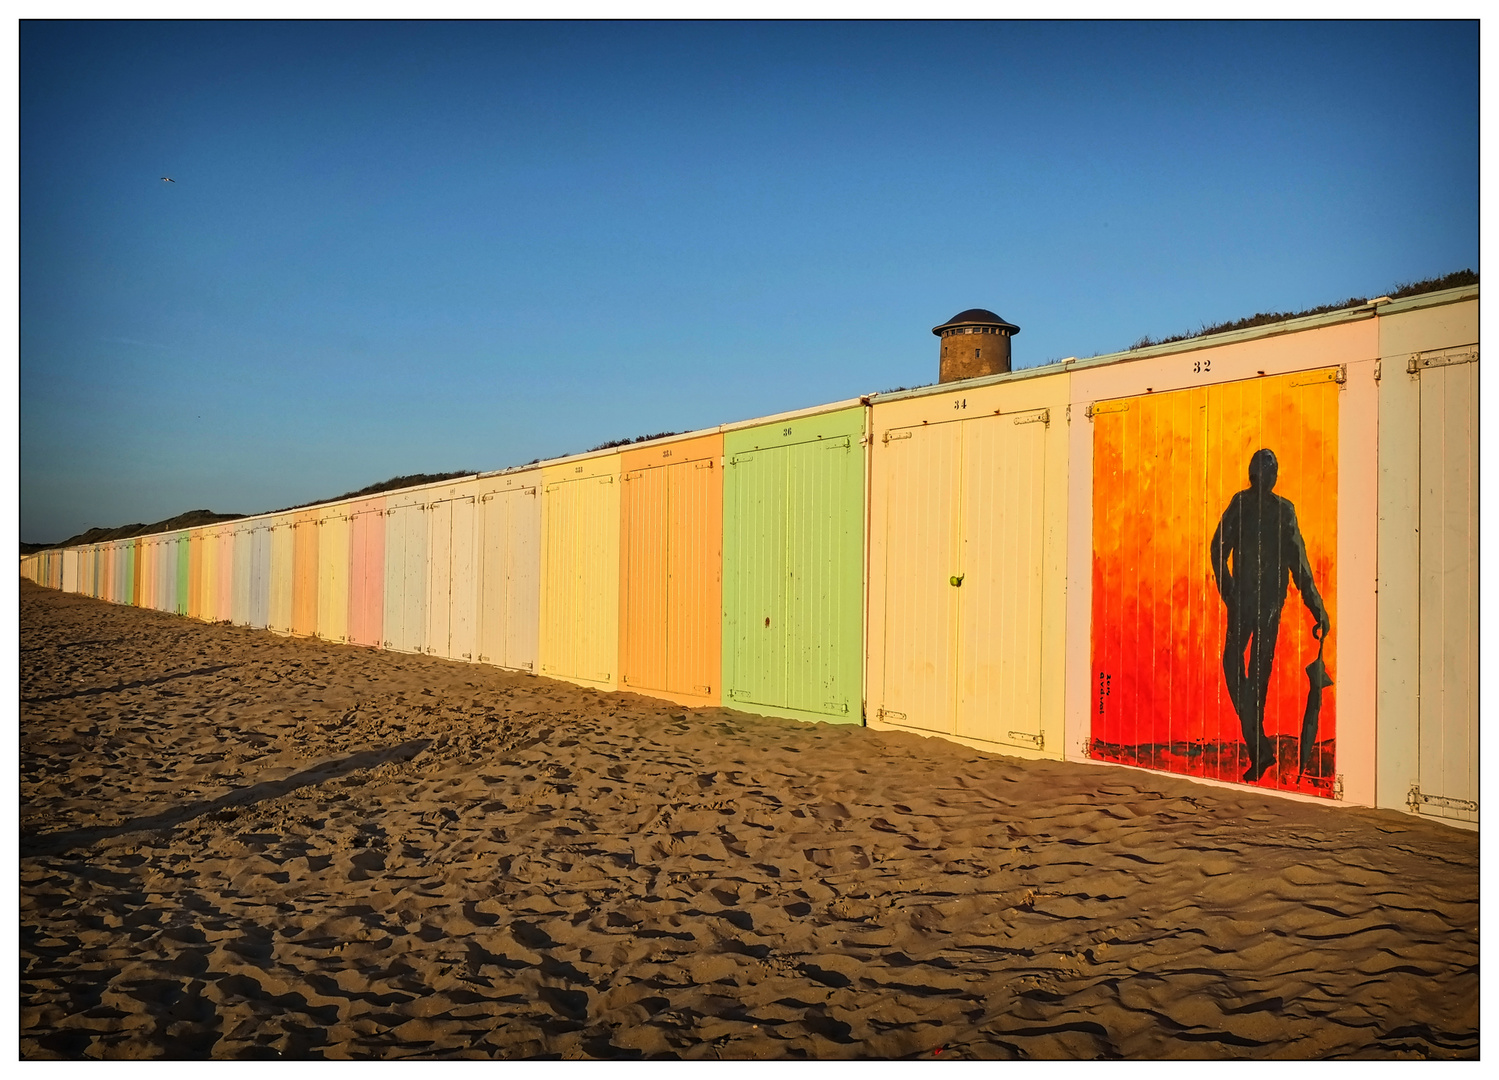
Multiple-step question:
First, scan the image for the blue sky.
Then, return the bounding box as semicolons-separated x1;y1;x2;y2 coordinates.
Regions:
19;19;1478;542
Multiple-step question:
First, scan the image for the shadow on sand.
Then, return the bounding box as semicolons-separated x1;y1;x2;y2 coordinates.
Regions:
21;739;432;858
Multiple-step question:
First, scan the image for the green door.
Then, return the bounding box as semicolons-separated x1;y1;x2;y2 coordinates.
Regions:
723;406;865;724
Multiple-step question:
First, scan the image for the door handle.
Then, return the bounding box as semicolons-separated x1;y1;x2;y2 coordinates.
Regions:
950;574;965;587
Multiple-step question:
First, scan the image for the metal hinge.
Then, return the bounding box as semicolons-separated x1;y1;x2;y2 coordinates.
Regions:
824;701;849;713
1332;774;1345;801
883;430;912;443
478;654;488;662
694;684;712;694
1406;783;1477;814
1085;401;1128;420
1008;731;1044;749
1373;360;1381;382
877;708;907;722
727;688;749;700
1013;408;1050;426
1290;366;1345;388
1408;346;1478;375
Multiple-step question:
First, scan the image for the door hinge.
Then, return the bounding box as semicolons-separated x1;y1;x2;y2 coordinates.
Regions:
1332;773;1345;801
1290;366;1345;388
1085;401;1128;420
1407;783;1477;814
1013;408;1049;426
1408;345;1478;375
883;430;912;443
877;708;907;722
824;701;850;713
1373;360;1381;382
478;654;489;662
1008;731;1044;749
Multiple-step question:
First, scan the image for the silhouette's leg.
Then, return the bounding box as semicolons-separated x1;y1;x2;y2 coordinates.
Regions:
1222;613;1252;729
1242;610;1282;781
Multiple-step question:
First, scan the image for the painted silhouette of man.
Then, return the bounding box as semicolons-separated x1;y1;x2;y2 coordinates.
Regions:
1210;448;1330;783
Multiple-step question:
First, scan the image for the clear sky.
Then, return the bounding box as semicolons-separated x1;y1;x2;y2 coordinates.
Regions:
19;19;1478;543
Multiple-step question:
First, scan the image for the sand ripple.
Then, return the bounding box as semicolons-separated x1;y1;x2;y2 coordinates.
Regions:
19;582;1478;1059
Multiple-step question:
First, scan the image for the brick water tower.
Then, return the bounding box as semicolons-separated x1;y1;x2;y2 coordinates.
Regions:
933;308;1020;383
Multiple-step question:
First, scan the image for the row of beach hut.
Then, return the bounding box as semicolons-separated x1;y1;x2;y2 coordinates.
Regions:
22;284;1478;827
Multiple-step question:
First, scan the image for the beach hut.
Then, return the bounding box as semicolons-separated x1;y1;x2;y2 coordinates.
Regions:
866;369;1070;757
1067;305;1379;806
474;468;541;672
383;488;430;654
268;517;295;634
291;509;320;637
425;477;481;662
721;402;866;725
230;525;252;625
347;496;386;648
618;431;724;708
249;522;273;629
539;449;622;690
1373;284;1479;825
214;527;234;622
317;504;352;643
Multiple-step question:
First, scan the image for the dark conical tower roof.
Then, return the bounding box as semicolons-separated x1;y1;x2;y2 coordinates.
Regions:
931;309;1021;336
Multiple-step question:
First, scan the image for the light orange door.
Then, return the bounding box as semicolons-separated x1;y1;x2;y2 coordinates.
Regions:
619;433;723;708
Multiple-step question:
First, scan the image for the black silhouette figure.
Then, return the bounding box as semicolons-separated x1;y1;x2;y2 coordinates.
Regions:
1210;449;1330;783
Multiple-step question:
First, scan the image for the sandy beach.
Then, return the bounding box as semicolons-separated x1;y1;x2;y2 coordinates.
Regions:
19;580;1479;1059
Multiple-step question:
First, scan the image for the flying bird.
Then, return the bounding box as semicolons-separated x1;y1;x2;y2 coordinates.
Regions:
161;176;175;183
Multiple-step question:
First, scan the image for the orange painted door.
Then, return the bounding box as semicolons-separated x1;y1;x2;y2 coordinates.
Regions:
620;434;723;707
347;498;385;648
1090;368;1340;798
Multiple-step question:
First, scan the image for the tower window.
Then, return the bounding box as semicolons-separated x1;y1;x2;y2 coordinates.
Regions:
975;348;981;358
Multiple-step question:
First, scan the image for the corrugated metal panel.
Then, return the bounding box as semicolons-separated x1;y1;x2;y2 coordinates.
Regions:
249;525;272;629
722;407;865;724
620;433;723;707
1090;369;1340;798
317;508;351;642
269;520;295;633
476;473;541;671
540;454;621;689
291;510;319;636
348;497;386;648
383;496;428;653
1415;354;1478;823
427;485;478;661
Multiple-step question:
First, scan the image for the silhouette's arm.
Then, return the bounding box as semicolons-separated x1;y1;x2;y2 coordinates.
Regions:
1286;504;1329;632
1210;501;1236;606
